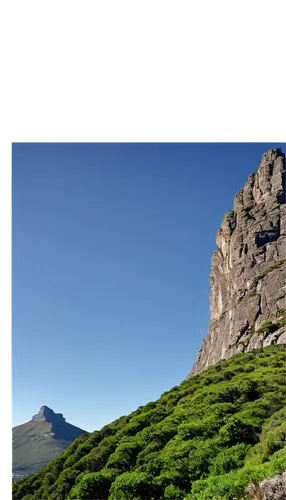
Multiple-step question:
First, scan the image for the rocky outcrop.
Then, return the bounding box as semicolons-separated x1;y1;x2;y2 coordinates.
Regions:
32;405;66;423
246;472;286;500
188;148;286;378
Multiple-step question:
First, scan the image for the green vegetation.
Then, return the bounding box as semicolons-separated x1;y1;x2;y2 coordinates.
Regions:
256;322;280;334
256;317;286;334
13;345;286;500
247;327;255;337
278;317;286;328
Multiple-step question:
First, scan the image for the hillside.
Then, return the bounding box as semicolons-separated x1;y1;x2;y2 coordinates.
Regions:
13;406;87;476
13;344;286;500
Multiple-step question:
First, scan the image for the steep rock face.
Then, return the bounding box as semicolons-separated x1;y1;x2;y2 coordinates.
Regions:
188;148;286;377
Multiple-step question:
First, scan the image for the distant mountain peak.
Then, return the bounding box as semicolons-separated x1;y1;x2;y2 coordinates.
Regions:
13;407;87;475
32;406;66;423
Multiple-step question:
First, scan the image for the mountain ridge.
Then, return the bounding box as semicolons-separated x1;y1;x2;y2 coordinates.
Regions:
13;406;87;476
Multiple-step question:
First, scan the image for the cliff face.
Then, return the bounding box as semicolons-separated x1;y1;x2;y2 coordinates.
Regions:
188;148;286;378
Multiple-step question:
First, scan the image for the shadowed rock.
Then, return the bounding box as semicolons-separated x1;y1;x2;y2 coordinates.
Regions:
32;405;66;423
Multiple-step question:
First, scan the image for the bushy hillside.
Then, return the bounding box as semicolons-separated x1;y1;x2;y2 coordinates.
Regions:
13;345;286;500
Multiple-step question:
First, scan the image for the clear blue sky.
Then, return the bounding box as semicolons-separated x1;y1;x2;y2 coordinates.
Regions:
12;143;285;432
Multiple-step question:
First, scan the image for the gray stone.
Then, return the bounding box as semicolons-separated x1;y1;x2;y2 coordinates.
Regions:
187;148;286;378
246;472;286;500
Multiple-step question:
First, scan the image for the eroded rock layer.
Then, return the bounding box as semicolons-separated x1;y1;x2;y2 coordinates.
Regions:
188;148;286;377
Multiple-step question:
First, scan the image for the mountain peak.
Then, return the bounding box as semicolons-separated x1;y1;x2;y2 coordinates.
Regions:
260;147;283;163
13;408;87;475
32;406;65;423
39;405;52;411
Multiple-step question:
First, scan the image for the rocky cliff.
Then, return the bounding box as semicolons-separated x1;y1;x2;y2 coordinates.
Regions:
188;148;286;377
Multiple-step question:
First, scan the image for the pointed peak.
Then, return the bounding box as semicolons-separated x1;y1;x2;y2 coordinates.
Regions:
32;406;65;423
39;405;53;412
260;147;284;164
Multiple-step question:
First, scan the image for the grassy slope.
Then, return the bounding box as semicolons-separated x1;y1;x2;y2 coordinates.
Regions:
13;420;86;475
13;345;286;500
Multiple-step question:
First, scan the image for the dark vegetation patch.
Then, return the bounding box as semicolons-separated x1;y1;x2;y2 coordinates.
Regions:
257;318;286;334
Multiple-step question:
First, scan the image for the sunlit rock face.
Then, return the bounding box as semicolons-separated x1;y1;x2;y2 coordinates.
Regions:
188;148;286;378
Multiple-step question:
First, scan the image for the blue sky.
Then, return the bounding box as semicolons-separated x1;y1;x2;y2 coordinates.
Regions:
12;143;285;432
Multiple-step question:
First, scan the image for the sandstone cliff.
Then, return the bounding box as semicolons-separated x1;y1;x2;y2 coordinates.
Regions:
188;148;286;378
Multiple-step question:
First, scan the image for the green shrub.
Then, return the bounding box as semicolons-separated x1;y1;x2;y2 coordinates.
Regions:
209;443;251;475
109;471;156;500
256;321;279;334
164;483;186;499
277;317;286;328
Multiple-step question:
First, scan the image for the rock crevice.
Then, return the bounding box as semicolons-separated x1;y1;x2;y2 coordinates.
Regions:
188;148;286;378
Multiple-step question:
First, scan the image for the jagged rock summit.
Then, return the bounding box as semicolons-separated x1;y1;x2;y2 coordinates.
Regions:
188;148;286;378
32;405;66;423
13;406;87;475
